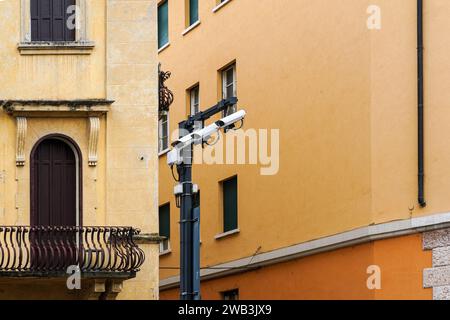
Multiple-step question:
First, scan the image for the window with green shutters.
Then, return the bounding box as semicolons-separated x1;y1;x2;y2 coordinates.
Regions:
222;176;238;232
158;1;169;49
189;0;199;26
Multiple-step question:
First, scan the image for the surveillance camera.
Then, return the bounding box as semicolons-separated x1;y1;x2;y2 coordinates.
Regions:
171;133;195;148
167;109;247;165
167;148;183;166
215;110;246;129
191;122;220;145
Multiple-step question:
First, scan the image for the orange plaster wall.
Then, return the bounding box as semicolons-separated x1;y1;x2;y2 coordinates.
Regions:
160;234;432;300
374;234;432;300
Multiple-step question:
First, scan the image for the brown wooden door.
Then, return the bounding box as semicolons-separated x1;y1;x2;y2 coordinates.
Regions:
31;138;77;270
32;138;77;226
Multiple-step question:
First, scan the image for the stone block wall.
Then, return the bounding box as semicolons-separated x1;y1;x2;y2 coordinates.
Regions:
423;228;450;300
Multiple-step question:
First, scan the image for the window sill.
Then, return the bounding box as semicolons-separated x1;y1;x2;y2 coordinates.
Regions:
158;42;170;54
182;20;201;36
159;148;170;157
18;41;95;55
159;249;172;257
215;228;240;240
213;0;233;13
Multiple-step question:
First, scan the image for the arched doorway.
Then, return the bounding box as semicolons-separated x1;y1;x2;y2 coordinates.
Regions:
31;135;81;227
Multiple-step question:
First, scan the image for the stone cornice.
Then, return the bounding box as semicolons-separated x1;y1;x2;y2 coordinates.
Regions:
0;99;113;117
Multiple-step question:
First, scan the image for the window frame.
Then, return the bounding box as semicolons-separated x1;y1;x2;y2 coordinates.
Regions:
158;0;169;50
221;176;238;234
213;0;233;13
21;0;89;43
221;63;237;117
221;288;239;301
187;0;199;27
158;112;170;155
159;203;171;255
189;85;200;116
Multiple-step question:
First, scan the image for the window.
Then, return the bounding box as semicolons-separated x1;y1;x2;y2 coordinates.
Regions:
31;0;76;41
187;0;199;27
158;1;169;49
190;85;200;116
159;113;169;153
222;176;238;233
222;289;239;300
159;203;171;253
221;64;237;116
213;0;232;13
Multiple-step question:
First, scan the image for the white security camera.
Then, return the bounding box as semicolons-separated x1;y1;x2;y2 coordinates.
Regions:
167;148;183;166
168;109;247;166
171;133;195;148
192;123;220;145
215;110;246;129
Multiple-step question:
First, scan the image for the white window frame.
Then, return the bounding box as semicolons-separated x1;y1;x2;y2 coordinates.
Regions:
190;85;200;116
159;112;170;155
222;64;237;116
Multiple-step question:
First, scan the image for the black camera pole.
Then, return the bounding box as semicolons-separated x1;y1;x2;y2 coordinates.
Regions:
177;97;238;300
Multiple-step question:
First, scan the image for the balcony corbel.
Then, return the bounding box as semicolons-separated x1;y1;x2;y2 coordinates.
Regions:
16;117;27;166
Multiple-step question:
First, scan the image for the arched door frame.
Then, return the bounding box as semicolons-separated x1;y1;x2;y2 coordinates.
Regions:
30;134;83;227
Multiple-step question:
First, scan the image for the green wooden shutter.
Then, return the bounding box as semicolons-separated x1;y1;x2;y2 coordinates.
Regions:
223;177;238;232
158;1;169;49
189;0;199;26
159;204;170;239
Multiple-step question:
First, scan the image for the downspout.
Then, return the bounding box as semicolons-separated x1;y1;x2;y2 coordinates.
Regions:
418;0;426;207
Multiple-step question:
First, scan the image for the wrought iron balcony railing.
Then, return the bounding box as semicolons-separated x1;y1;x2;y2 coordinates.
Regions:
0;226;145;277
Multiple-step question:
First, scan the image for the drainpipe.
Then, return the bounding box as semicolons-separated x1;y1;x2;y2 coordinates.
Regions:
418;0;426;207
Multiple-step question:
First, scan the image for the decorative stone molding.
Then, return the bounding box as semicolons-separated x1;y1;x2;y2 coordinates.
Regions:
88;117;100;166
423;228;450;300
16;117;27;166
18;41;95;55
0;100;112;167
1;99;112;118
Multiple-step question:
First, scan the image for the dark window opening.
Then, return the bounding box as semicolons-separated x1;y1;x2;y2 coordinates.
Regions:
222;176;238;233
222;289;239;300
159;203;171;252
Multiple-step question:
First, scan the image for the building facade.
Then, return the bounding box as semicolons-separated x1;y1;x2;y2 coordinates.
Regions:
158;0;450;300
0;0;159;299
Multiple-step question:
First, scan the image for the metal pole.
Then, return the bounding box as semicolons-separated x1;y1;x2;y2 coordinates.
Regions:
176;98;239;300
179;140;195;300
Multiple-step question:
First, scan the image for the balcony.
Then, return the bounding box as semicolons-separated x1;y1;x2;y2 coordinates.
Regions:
0;226;145;279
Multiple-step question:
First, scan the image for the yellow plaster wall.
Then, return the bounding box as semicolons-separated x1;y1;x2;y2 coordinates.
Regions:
159;0;373;280
0;0;159;300
159;0;450;287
